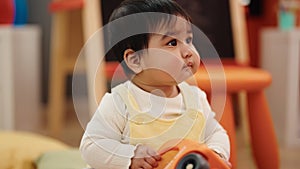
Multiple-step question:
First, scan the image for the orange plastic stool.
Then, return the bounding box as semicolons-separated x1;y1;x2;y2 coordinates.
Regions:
188;65;279;169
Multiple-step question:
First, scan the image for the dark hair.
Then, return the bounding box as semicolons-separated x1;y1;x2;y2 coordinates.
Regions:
106;0;191;75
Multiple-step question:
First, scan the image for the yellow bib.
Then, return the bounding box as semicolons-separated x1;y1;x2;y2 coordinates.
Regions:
114;82;206;150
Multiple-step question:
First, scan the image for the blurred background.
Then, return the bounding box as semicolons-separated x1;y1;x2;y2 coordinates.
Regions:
0;0;300;169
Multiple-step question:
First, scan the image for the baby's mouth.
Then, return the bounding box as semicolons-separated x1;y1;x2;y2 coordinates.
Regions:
183;62;193;70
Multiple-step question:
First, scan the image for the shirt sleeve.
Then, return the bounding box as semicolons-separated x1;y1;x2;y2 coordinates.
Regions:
79;93;136;169
196;88;231;161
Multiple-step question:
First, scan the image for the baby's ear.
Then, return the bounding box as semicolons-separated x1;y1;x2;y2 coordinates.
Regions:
123;49;143;74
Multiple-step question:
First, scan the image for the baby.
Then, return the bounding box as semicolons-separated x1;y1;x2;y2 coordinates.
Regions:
80;0;230;168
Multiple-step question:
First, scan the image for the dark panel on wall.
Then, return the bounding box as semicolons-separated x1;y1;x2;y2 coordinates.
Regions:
176;0;234;58
101;0;123;61
249;0;263;16
101;0;123;26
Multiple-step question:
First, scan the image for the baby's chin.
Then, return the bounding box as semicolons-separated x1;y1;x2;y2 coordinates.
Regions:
174;74;195;85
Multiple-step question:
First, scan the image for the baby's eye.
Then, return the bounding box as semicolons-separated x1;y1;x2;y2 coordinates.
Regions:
186;37;192;44
167;39;177;46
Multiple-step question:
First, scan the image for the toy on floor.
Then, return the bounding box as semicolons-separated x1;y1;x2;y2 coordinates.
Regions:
157;139;230;169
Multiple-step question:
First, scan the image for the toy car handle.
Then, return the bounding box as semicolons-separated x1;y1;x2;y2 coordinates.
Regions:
157;139;230;169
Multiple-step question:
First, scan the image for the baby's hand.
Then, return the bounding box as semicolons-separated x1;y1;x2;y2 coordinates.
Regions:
130;144;161;169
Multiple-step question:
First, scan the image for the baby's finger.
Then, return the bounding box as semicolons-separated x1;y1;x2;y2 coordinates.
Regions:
144;156;158;168
225;161;232;168
141;160;153;169
147;148;161;161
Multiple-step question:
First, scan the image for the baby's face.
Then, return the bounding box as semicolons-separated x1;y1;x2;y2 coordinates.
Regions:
137;17;200;85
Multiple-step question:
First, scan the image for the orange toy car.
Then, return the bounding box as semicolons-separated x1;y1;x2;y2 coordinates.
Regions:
157;139;230;169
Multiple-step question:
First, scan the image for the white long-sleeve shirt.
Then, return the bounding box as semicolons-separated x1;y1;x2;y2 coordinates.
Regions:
80;81;230;169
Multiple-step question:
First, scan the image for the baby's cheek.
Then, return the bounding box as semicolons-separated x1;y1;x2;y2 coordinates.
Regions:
168;58;184;71
157;54;183;74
